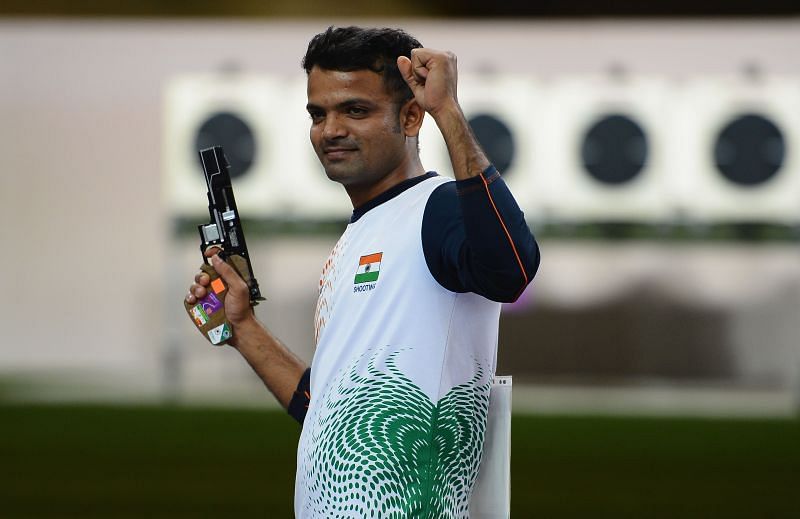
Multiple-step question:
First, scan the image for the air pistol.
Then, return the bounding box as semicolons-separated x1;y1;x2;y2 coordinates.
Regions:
184;146;264;345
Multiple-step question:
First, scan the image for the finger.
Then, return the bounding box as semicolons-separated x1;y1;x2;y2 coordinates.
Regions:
412;61;429;80
190;282;207;300
204;246;223;258
186;292;197;305
410;49;431;79
194;271;210;285
211;254;248;291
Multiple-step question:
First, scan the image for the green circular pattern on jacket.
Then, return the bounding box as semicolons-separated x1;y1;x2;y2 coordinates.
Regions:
301;349;491;518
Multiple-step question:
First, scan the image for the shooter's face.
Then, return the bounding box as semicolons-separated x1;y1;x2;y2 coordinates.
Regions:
306;67;407;192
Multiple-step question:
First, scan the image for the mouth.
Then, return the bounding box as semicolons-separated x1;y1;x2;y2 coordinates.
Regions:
323;148;358;160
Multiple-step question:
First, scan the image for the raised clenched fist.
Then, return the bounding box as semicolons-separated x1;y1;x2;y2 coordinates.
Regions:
397;48;460;119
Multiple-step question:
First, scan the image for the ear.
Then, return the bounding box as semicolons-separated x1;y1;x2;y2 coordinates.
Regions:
399;98;425;138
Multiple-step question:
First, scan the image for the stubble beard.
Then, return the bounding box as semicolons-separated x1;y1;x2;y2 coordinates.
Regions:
320;152;366;186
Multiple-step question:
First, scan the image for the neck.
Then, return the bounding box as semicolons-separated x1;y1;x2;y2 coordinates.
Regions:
346;153;425;208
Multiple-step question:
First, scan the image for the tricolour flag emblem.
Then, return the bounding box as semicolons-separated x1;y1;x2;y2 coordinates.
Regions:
354;252;382;284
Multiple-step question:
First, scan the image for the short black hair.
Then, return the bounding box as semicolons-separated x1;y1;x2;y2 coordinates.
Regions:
302;26;423;105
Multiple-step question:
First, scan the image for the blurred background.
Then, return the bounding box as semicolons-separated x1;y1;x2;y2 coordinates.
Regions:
1;1;799;517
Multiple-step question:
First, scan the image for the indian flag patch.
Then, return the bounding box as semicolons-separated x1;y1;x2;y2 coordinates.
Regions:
354;252;382;284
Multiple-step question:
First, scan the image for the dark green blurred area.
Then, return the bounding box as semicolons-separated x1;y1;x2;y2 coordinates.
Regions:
1;405;798;518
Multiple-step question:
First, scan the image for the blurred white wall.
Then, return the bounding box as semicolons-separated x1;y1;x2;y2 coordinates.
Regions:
1;18;799;405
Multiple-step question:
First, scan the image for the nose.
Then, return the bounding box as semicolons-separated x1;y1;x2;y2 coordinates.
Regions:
321;113;347;141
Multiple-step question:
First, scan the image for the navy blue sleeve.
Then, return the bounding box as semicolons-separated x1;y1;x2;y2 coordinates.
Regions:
287;368;311;425
422;166;540;303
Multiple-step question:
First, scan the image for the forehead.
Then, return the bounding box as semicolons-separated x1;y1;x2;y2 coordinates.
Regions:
306;67;392;106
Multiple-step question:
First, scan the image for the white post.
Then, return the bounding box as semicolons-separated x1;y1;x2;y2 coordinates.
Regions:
470;375;513;518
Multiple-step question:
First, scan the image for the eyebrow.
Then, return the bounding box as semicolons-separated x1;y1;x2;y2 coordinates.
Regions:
306;98;377;112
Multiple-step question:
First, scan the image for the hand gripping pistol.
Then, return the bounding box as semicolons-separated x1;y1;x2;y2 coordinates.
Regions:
184;146;265;345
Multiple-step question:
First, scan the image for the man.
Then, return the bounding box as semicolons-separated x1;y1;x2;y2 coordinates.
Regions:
186;26;539;518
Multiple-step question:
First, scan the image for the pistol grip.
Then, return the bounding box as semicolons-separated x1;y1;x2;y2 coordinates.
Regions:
184;263;233;346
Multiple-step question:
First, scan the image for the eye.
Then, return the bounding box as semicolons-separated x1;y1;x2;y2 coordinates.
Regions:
308;110;324;124
348;106;368;117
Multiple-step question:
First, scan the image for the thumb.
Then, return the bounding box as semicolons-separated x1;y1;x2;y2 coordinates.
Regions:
397;56;418;88
211;254;247;290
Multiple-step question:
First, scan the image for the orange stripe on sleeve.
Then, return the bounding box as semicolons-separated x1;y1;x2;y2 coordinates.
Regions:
480;174;529;299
